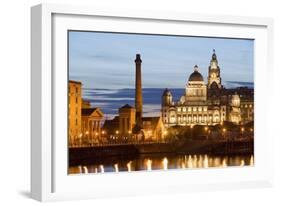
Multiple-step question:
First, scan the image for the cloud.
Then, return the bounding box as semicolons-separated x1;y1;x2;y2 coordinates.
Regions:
225;81;254;88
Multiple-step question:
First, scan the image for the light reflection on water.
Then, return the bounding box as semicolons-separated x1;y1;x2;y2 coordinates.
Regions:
68;154;254;175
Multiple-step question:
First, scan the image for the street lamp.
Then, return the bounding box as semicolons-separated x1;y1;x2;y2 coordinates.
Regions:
190;125;194;139
241;127;245;138
204;126;208;140
79;133;83;146
222;128;226;139
85;131;89;145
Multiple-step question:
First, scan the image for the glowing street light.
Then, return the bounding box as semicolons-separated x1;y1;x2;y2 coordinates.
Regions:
162;157;168;170
204;126;208;140
222;128;226;139
115;130;119;135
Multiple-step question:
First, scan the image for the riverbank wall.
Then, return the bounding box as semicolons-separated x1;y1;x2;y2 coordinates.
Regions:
69;139;253;166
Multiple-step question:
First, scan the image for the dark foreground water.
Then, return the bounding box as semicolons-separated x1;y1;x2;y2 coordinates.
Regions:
68;153;254;174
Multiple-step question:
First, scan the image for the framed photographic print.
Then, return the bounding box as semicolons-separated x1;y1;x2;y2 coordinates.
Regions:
31;3;274;201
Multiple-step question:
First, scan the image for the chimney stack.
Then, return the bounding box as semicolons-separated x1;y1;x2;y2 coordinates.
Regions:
135;54;142;127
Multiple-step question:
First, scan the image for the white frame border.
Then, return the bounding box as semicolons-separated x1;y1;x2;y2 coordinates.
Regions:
31;3;274;202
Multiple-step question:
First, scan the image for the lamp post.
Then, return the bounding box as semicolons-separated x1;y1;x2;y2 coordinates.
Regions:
204;126;208;140
241;127;245;139
79;133;83;146
115;130;119;143
190;125;194;139
222;128;226;139
85;131;89;145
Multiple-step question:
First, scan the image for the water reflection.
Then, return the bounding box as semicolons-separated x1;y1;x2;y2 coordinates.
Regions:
127;161;132;172
162;157;168;170
146;159;152;171
68;154;254;174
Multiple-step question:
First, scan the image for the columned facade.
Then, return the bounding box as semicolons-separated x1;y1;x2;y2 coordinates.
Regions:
161;50;253;128
81;108;104;144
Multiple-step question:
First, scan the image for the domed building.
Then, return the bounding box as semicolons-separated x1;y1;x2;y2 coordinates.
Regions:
161;50;253;127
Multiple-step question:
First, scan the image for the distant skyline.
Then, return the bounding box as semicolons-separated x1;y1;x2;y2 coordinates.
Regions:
69;31;254;90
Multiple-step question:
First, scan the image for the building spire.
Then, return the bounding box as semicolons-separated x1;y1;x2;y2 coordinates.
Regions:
212;49;217;60
194;65;199;71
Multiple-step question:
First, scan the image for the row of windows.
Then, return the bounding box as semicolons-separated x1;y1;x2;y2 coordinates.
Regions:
241;104;253;108
177;106;208;112
68;86;80;93
189;89;205;96
167;114;221;124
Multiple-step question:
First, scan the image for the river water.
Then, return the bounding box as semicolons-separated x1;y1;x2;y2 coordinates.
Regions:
68;153;254;174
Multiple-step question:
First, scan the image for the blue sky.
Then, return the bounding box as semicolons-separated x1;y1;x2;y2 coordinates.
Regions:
68;31;254;118
69;31;254;89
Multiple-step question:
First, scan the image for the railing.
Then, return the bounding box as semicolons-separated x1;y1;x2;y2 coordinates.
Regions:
68;136;253;148
69;140;168;148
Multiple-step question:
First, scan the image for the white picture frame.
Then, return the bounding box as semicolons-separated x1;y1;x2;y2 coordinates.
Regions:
31;3;274;202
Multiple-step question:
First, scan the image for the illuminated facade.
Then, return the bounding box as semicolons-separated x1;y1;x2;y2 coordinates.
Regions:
102;54;165;141
81;108;104;144
161;50;254;127
68;80;82;145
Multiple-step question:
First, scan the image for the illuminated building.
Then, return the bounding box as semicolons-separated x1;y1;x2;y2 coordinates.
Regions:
68;80;104;145
118;104;136;136
161;50;254;127
102;54;165;141
68;80;82;145
81;108;104;144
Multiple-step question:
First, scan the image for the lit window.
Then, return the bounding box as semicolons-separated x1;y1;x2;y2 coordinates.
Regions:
193;116;197;122
193;107;197;112
188;107;191;112
177;107;181;112
170;115;176;123
198;107;202;112
203;107;207;112
183;107;186;112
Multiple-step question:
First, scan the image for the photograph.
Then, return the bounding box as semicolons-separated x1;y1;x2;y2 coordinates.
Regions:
67;31;254;174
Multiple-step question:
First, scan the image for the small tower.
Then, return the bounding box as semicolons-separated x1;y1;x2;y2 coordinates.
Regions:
207;49;222;89
135;54;143;127
162;88;173;106
161;88;173;127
